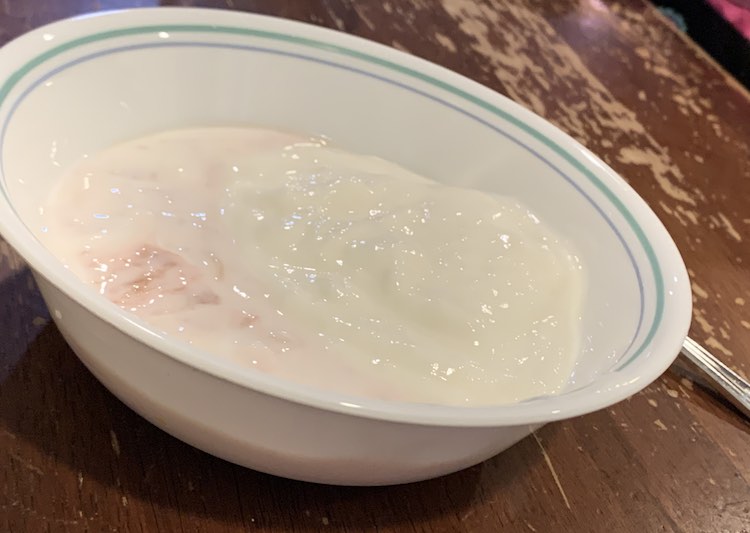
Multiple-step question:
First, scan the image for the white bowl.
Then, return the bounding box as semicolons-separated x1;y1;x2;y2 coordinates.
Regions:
0;7;691;485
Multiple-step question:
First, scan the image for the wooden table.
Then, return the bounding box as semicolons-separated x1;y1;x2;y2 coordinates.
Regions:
1;1;749;531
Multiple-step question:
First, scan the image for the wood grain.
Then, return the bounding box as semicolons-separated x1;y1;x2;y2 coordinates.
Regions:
1;0;749;531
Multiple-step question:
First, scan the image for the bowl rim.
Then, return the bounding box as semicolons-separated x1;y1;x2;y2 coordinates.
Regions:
0;7;692;427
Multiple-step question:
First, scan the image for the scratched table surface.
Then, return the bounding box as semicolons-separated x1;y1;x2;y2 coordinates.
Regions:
1;0;749;531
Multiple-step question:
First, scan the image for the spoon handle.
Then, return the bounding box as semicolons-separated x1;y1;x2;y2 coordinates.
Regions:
680;336;750;419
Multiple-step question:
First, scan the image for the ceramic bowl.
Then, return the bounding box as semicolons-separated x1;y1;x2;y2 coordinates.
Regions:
0;8;691;485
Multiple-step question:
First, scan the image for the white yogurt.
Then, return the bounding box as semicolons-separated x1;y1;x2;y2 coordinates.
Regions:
39;127;584;405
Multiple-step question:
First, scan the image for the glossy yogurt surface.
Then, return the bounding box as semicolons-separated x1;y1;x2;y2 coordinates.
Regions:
39;127;584;405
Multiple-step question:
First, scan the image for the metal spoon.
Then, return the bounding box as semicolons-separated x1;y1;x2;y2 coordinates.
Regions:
679;336;750;419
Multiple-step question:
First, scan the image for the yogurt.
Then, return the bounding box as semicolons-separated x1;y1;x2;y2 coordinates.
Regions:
39;127;584;405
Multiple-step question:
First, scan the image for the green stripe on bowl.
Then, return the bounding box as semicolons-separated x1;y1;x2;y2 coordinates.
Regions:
0;22;664;369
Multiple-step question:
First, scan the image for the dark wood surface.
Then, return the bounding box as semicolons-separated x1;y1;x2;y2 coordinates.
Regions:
1;1;749;531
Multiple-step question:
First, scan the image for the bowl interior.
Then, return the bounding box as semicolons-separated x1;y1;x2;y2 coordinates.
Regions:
0;9;690;416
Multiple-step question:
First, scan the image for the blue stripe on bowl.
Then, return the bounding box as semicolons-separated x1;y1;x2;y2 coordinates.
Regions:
0;25;663;369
